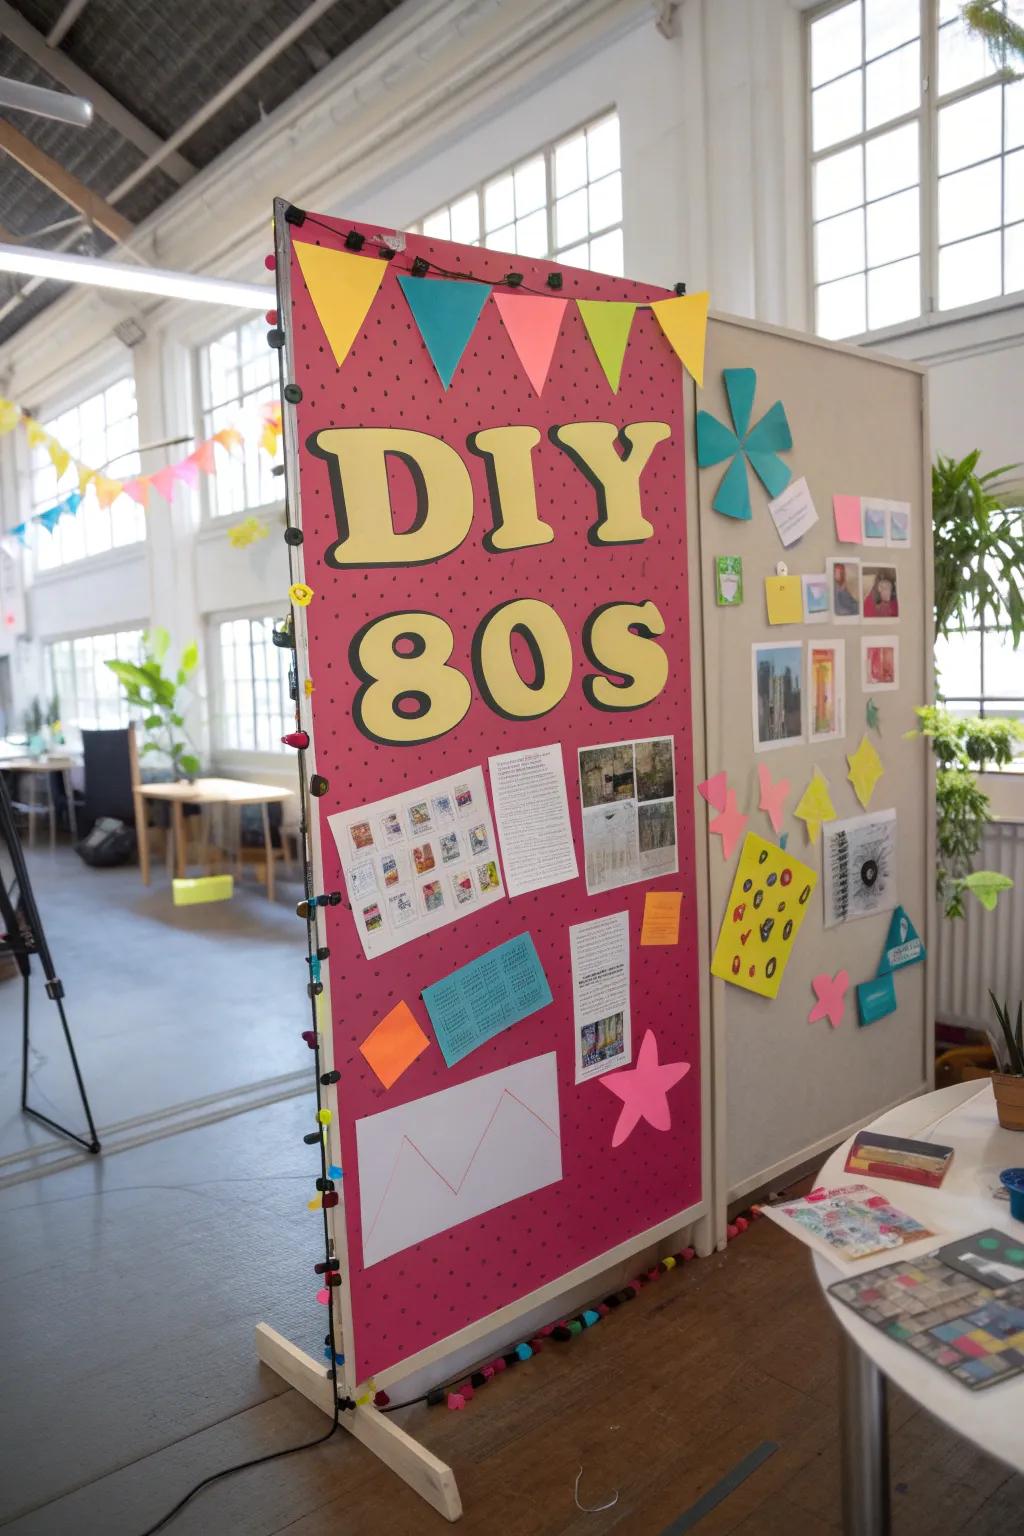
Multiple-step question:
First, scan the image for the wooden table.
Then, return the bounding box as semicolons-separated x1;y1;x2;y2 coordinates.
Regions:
134;777;293;900
0;755;78;848
811;1080;1024;1534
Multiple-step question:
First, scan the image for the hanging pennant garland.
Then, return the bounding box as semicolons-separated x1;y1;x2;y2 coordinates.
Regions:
0;398;283;543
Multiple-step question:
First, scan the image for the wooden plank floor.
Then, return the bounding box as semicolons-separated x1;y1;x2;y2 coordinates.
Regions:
3;1086;1022;1535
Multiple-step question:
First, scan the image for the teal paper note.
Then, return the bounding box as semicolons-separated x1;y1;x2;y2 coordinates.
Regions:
877;906;925;974
422;932;553;1066
857;972;897;1026
397;275;490;388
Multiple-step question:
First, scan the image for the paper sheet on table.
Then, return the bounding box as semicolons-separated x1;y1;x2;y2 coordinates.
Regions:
641;890;682;946
488;744;578;898
768;475;818;547
421;932;553;1066
765;574;803;625
570;910;632;1082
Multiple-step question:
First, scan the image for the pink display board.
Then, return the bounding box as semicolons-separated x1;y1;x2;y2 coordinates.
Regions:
280;210;703;1380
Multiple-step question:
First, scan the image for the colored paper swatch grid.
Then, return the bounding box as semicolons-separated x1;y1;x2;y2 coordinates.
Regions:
710;833;817;999
831;1255;1024;1391
286;211;703;1381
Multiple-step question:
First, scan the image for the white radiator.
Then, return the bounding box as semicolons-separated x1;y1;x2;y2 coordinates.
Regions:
936;820;1024;1030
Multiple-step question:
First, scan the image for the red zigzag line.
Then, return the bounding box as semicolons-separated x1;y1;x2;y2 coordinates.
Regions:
363;1088;559;1243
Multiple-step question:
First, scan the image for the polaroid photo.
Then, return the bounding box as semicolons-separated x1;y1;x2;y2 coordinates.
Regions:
406;800;434;837
379;809;405;845
431;792;456;825
863;564;900;621
386;888;417;928
802;572;830;625
468;823;490;856
752;641;804;752
439;830;461;864
380;850;409;889
862;635;899;691
449;870;475;906
348;819;375;853
807;640;846;743
453;781;474;815
412;842;436;875
476;859;501;893
421;878;445;914
826;556;862;624
360;899;385;936
887;501;911;548
861;499;889;547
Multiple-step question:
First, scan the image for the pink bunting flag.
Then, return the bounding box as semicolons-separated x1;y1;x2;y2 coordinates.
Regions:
192;439;217;475
122;477;150;508
150;465;177;504
492;293;568;396
174;456;201;490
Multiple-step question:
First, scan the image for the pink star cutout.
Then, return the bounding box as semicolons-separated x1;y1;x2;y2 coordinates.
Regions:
757;762;790;835
600;1029;691;1147
709;788;748;859
697;771;728;812
809;970;850;1029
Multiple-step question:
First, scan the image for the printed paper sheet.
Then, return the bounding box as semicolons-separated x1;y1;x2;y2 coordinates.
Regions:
488;744;578;898
569;911;632;1082
578;735;678;895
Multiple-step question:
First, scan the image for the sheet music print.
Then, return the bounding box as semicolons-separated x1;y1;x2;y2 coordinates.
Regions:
355;1054;562;1267
822;809;897;928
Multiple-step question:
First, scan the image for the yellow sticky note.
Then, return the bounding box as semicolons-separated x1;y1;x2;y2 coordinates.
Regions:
641;890;682;946
360;1000;430;1089
764;575;803;625
710;833;818;999
172;875;234;906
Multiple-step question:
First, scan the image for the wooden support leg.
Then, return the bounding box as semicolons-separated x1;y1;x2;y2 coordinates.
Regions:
64;768;78;843
135;793;151;885
46;772;56;851
254;1324;461;1521
171;801;186;880
260;801;274;902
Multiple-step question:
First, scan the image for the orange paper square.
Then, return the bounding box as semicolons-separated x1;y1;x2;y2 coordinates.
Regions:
360;1001;430;1089
641;890;682;946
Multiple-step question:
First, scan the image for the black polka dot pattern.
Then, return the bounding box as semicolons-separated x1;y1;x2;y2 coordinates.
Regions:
288;213;702;1379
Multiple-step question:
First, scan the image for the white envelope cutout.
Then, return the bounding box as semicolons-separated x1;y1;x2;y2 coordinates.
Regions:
356;1052;562;1267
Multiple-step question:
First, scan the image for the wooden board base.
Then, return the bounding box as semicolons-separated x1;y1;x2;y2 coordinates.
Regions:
255;1322;462;1521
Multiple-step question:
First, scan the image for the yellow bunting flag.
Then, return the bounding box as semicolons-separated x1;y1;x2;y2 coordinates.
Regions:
260;418;281;456
576;300;637;393
293;242;388;369
93;474;124;509
24;418;46;449
213;425;244;455
77;462;95;496
46;436;71;478
649;291;710;387
0;399;19;434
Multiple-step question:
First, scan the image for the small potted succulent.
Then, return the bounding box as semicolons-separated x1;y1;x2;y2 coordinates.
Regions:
988;991;1024;1131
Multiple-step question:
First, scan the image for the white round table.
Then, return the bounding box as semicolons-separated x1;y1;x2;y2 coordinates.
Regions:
812;1079;1024;1535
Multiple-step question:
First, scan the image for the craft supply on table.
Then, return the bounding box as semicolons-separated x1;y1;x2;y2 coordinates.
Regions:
844;1130;953;1188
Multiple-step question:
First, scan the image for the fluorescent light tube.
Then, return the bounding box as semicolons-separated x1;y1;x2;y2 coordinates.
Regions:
0;78;93;128
0;243;273;309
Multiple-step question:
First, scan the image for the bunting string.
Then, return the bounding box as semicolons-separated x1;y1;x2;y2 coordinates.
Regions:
0;399;283;545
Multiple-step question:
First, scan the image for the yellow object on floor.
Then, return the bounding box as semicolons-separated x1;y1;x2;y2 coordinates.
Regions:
172;875;234;906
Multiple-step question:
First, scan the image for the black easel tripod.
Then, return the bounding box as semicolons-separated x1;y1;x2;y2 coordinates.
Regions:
0;772;100;1153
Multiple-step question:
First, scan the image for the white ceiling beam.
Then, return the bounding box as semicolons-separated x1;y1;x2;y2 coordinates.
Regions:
0;0;196;186
46;0;90;48
107;0;342;202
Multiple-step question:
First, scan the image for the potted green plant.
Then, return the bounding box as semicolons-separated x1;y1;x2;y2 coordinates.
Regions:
105;628;200;781
988;992;1024;1131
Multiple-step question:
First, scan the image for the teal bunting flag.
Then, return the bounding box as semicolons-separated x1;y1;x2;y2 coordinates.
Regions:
397;275;490;389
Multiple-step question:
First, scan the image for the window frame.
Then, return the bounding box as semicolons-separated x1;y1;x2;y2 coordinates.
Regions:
193;315;285;525
206;605;294;767
412;110;624;275
936;613;1024;750
43;624;147;742
806;0;1024;342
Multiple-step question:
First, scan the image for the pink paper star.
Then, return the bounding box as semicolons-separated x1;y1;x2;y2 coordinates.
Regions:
600;1029;691;1147
709;788;747;859
809;970;850;1029
697;771;728;812
757;762;790;835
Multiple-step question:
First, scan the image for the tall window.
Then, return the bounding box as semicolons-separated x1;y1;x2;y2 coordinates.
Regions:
30;378;143;571
212;614;291;754
416;113;623;275
197;317;280;518
936;622;1024;726
808;1;1024;337
44;628;144;737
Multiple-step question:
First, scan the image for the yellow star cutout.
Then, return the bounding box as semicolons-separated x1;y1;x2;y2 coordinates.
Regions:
847;734;884;808
793;768;836;844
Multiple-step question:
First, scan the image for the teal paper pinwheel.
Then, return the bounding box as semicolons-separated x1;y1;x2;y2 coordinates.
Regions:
696;367;792;520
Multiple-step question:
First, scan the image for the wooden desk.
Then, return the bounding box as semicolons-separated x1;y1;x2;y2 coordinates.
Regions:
134;777;293;900
0;755;78;848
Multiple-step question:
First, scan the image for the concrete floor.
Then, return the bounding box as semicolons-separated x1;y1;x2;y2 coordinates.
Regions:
0;846;307;1178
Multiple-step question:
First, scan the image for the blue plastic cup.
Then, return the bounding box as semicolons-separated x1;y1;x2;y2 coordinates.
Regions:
999;1168;1024;1222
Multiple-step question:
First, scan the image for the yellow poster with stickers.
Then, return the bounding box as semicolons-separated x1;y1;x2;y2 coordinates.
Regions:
711;833;818;999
